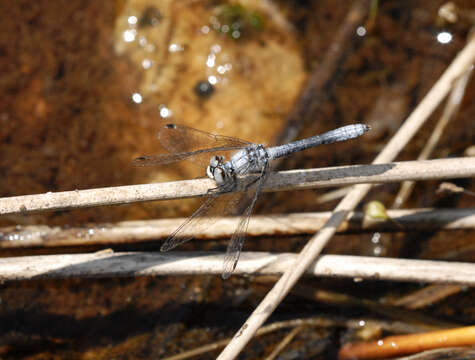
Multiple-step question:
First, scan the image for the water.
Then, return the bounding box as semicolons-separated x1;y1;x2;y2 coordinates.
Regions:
134;123;370;278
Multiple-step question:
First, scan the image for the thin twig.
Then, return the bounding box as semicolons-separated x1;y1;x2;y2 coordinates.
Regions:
1;208;474;248
1;157;474;216
1;251;475;285
217;31;475;360
264;325;304;360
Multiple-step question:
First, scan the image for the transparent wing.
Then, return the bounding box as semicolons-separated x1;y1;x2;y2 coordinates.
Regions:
132;148;231;166
133;123;251;166
160;190;252;252
159;123;251;153
160;195;218;251
132;152;204;166
222;160;271;279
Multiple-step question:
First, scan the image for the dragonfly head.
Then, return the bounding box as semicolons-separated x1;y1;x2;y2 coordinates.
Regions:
207;155;233;186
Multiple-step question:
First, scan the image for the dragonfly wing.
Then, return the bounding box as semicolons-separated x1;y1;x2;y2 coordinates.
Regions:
159;123;251;153
134;124;252;167
132;147;238;166
160;190;248;251
132;152;200;166
161;195;217;251
222;161;271;279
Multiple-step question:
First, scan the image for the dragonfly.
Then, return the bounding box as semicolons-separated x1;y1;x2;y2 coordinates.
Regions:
133;123;370;278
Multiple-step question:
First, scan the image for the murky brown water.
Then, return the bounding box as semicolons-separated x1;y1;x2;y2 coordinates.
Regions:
0;0;474;359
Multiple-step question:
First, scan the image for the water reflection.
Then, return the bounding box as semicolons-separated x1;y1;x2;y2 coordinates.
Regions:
131;93;143;104
141;58;152;69
123;29;136;42
159;105;172;118
127;15;138;25
437;31;453;44
356;25;367;37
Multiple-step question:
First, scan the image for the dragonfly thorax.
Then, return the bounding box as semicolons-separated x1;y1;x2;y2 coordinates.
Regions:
206;144;268;189
229;144;268;175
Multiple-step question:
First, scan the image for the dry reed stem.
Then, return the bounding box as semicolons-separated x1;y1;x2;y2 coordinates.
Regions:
1;251;475;285
338;326;475;360
1;208;474;248
217;30;475;360
1;157;474;216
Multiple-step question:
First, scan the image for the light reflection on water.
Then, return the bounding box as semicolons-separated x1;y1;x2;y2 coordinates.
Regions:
437;31;453;44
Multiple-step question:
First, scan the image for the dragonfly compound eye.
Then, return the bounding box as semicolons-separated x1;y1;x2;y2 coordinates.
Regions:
213;168;226;184
209;156;220;167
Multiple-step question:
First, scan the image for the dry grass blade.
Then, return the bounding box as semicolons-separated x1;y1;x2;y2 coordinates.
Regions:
1;208;474;249
1;158;474;216
2;252;475;285
216;29;475;360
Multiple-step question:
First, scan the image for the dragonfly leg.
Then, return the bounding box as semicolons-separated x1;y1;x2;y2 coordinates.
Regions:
207;179;237;195
242;175;261;191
